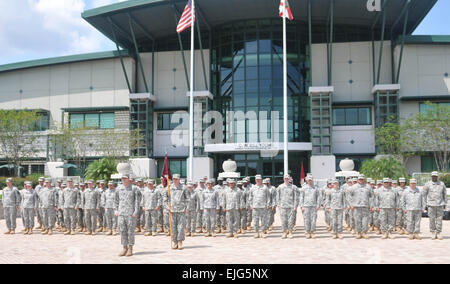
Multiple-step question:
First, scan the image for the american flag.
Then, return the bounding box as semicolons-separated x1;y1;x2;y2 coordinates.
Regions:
176;0;196;34
279;0;294;21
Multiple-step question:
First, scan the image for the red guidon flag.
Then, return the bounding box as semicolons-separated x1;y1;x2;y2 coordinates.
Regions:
279;0;294;21
161;153;172;187
176;0;196;33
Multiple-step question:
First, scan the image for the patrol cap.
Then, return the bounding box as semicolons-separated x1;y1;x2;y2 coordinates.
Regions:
25;181;32;186
383;178;390;183
148;179;155;185
6;178;12;183
38;177;45;182
306;176;313;181
136;178;143;183
187;182;193;187
223;181;228;185
108;181;114;185
392;180;398;184
206;179;213;184
67;178;73;182
351;178;358;182
237;180;243;185
409;179;417;184
74;183;79;186
332;179;339;184
283;174;291;179
87;180;94;184
217;177;223;181
121;175;129;179
61;183;67;187
45;178;52;183
369;180;375;185
358;174;365;180
57;179;62;183
100;180;106;184
431;171;439;177
399;177;406;183
198;179;204;183
263;178;270;184
203;176;208;180
255;174;262;180
227;178;236;184
377;180;382;185
173;174;181;179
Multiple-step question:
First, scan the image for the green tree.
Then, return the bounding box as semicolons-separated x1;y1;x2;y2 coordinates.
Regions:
0;110;42;177
84;158;117;183
403;102;450;172
359;157;407;181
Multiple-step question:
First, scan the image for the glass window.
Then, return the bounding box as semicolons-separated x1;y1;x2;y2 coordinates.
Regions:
85;113;99;128
100;113;115;129
69;114;84;129
157;113;185;130
333;107;371;126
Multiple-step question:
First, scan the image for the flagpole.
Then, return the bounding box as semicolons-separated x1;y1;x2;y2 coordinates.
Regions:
166;175;173;247
189;0;195;182
283;0;289;175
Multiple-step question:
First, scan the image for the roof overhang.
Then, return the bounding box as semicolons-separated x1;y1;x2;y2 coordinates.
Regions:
82;0;437;50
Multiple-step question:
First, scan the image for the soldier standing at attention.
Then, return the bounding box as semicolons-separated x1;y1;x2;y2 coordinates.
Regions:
395;178;408;235
39;178;57;235
22;181;38;235
236;181;246;234
348;175;373;239
327;179;345;239
376;178;398;239
55;180;65;232
372;180;383;235
61;178;80;235
135;179;145;233
103;181;118;236
264;179;277;232
142;179;160;237
166;174;189;250
299;176;321;239
401;179;426;240
95;180;106;233
82;180;100;235
186;182;199;237
276;174;298;239
156;180;166;234
34;177;45;230
341;176;352;231
214;178;225;234
115;175;141;256
195;179;206;233
2;178;21;235
249;175;270;239
77;183;86;232
223;179;241;238
200;179;220;237
422;171;448;240
243;178;253;231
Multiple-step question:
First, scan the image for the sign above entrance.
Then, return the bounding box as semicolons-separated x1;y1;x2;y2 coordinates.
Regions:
204;142;312;154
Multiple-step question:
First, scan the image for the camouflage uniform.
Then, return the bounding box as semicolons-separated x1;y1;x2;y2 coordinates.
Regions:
348;182;373;235
319;184;331;228
102;188;117;231
276;183;299;232
77;188;85;229
136;186;145;229
115;183;140;246
341;182;351;228
422;180;448;234
195;184;206;231
34;184;44;227
238;185;249;231
61;187;80;231
39;187;57;230
299;184;321;233
223;185;242;235
156;184;165;231
372;185;382;231
394;185;407;231
2;186;21;230
186;188;200;233
56;186;65;228
142;186;160;233
82;188;100;232
200;187;220;232
165;183;189;243
376;186;398;234
95;187;106;229
22;189;38;229
244;183;253;228
249;184;270;233
327;186;345;234
214;183;225;231
267;185;277;228
401;187;426;234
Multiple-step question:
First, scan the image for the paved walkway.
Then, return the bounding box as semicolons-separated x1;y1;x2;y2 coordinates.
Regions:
0;211;449;264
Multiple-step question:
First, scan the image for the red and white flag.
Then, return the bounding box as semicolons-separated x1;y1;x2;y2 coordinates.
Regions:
176;0;196;33
279;0;293;21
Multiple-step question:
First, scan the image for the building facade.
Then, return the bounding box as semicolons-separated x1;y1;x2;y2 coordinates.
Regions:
0;0;449;183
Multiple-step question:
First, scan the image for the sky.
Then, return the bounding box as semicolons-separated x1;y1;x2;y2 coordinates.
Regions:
0;0;449;65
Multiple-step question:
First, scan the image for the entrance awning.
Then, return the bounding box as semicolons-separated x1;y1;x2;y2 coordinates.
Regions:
204;142;312;154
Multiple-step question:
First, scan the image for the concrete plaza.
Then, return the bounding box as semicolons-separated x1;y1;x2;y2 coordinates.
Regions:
0;211;449;264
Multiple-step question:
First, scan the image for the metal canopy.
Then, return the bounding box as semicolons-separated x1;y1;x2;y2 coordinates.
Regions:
82;0;437;50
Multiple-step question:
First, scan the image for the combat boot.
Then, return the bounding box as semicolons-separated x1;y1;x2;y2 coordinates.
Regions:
77;227;83;232
394;225;399;232
202;228;207;233
281;231;287;239
381;232;388;239
144;232;150;236
113;229;118;236
119;246;128;257
4;230;10;234
254;231;259;238
9;229;15;235
135;227;141;233
376;229;382;235
126;246;133;256
356;233;362;239
437;233;443;240
310;233;316;239
351;228;356;235
152;232;157;236
432;232;437;240
82;227;87;232
205;231;210;237
85;231;92;235
409;234;414;240
42;229;48;235
64;229;71;235
97;227;104;233
28;229;33;235
36;224;42;230
212;231;216;237
337;234;343;239
178;241;184;250
47;228;52;235
186;232;191;237
305;232;311;239
362;233;369;239
261;231;267;239
388;232;395;239
402;228;408;235
190;232;195;237
91;231;96;236
70;230;75;235
333;234;338;239
172;242;178;249
414;233;422;240
269;225;274;231
233;233;239;238
226;233;233;238
106;229;112;236
288;230;294;239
